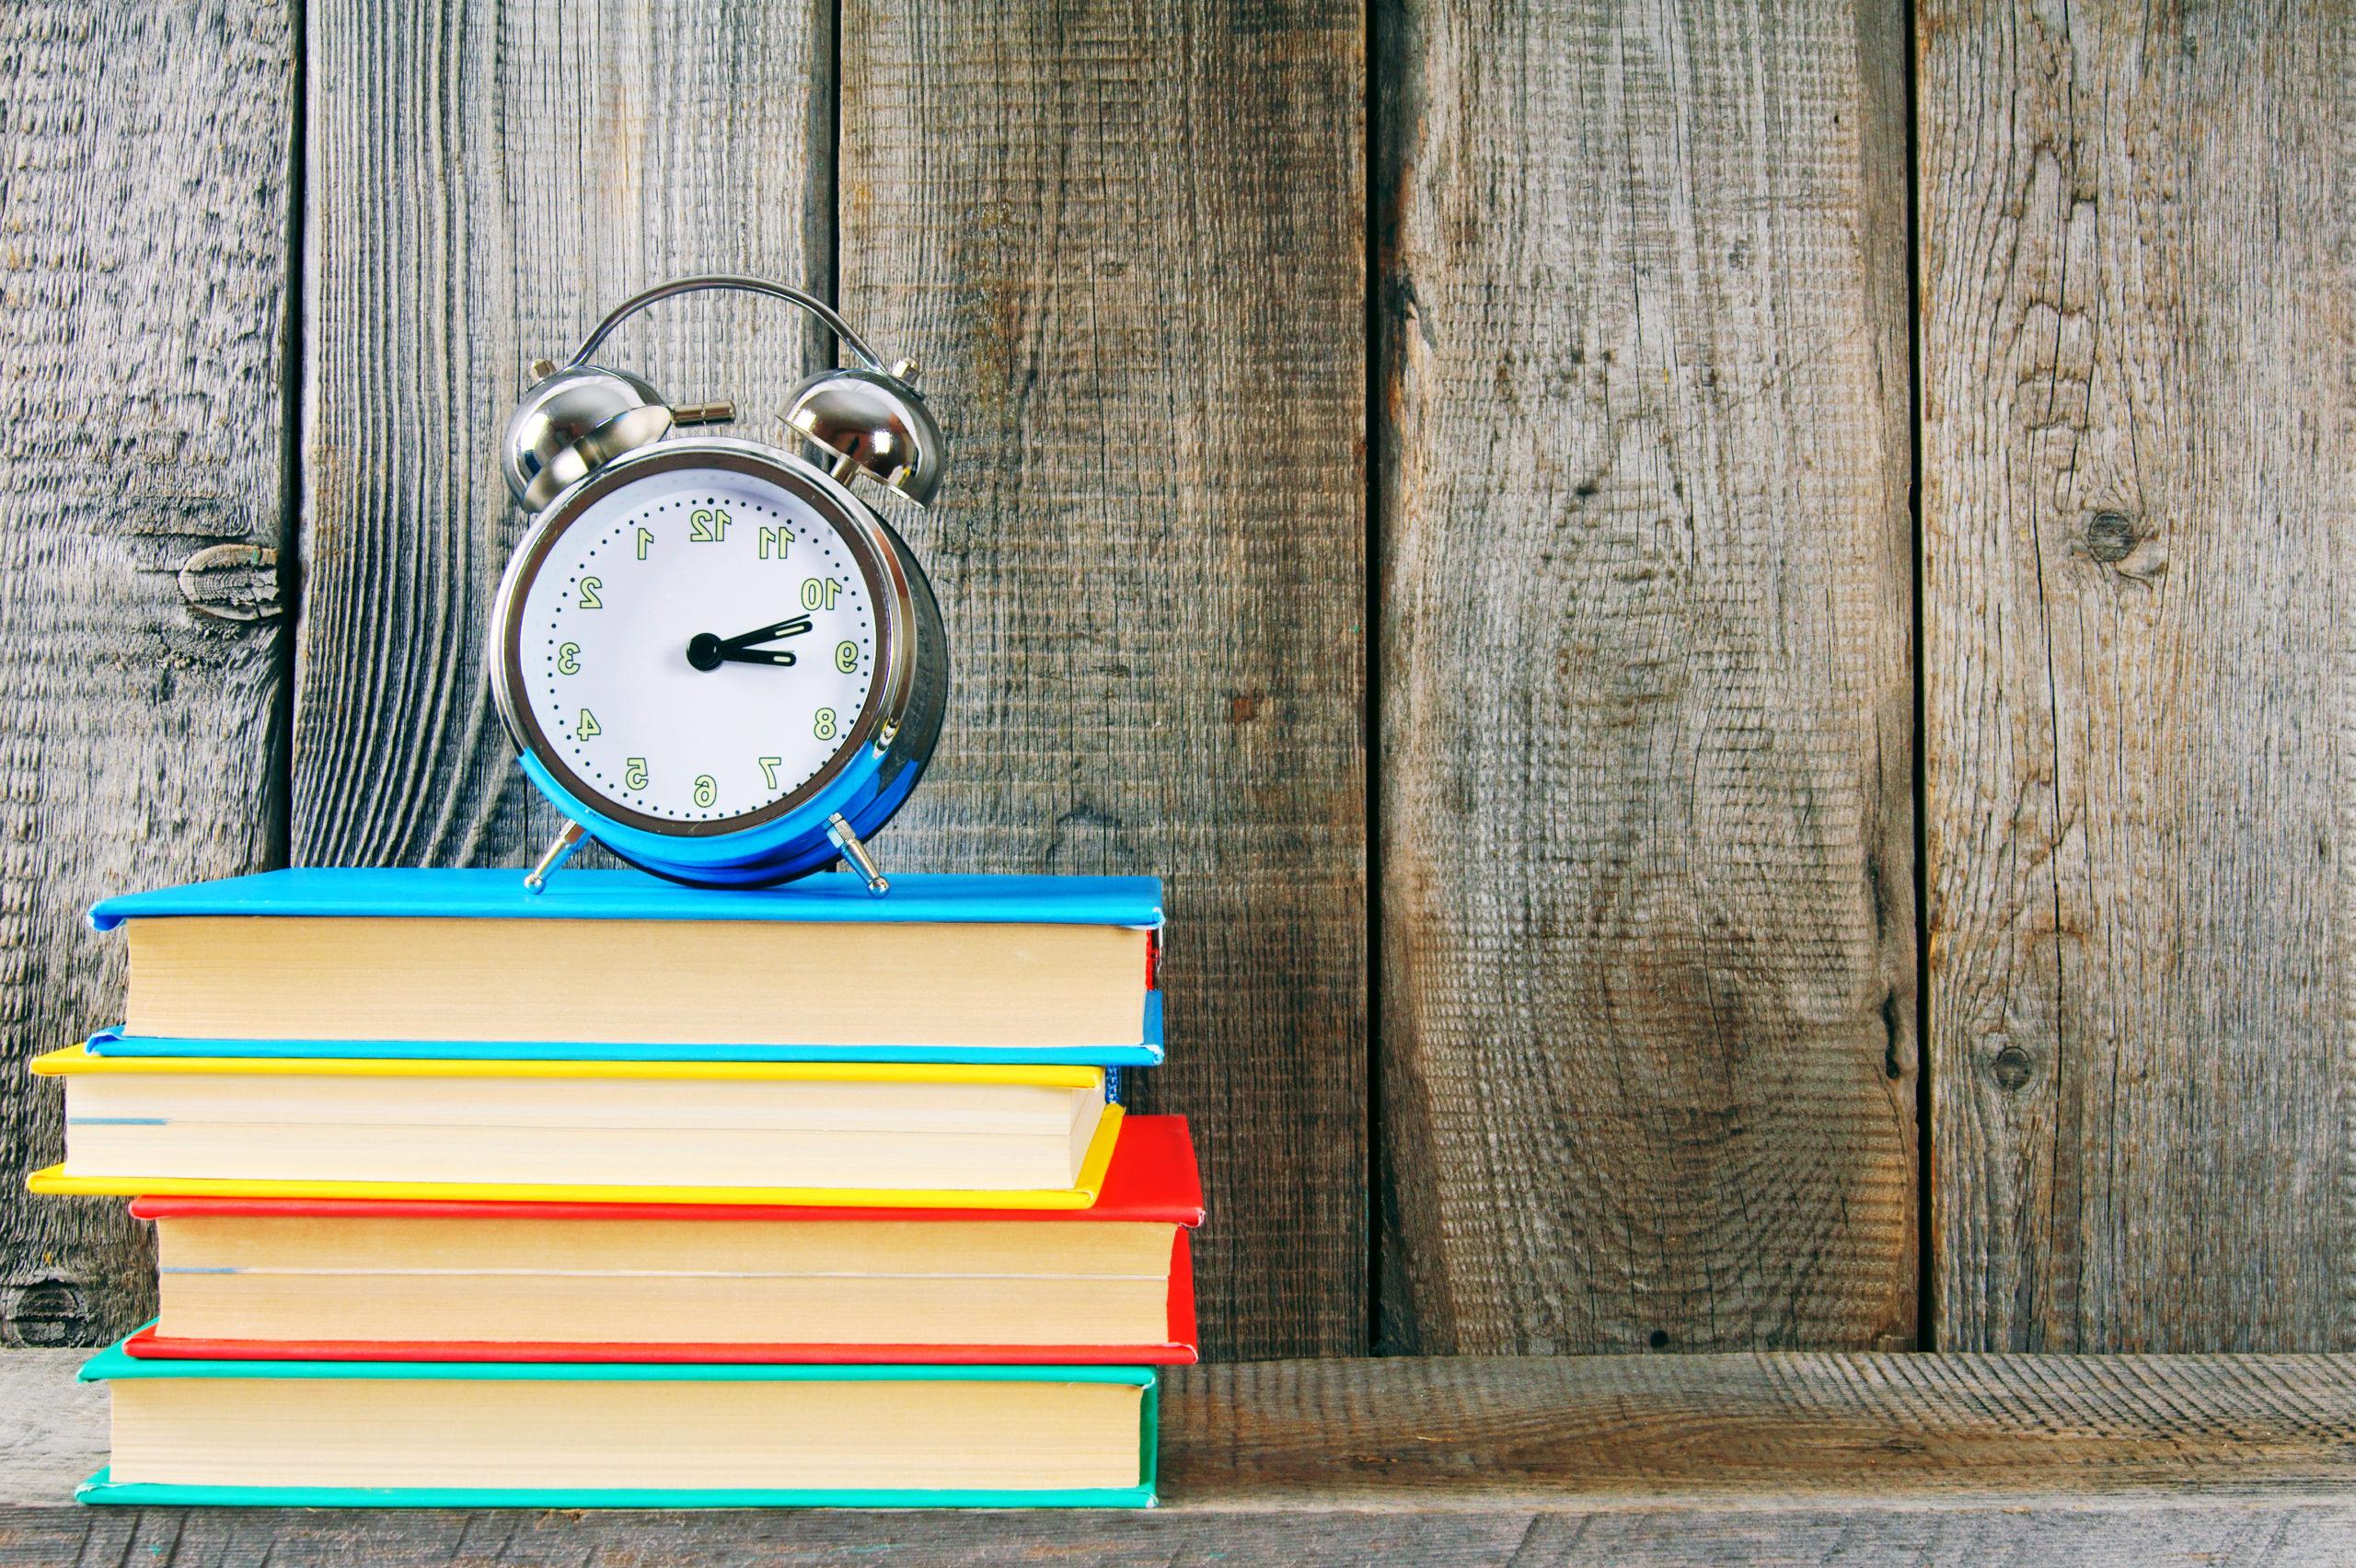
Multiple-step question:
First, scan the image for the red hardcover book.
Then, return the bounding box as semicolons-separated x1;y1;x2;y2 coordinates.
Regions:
124;1115;1203;1366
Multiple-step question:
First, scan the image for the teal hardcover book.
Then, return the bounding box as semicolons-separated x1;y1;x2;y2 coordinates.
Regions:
89;868;1164;930
76;1346;1160;1508
87;868;1166;1065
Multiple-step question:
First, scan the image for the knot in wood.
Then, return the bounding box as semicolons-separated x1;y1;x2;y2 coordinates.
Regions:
177;542;283;623
2084;512;2140;564
1991;1044;2035;1092
4;1277;90;1347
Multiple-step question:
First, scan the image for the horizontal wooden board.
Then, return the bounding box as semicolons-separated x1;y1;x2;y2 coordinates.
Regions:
1165;1351;2356;1506
6;1505;2356;1566
8;1352;2356;1562
14;1350;2356;1499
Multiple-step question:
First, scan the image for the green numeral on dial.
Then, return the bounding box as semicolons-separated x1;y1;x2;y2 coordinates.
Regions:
577;709;600;739
690;508;730;542
556;641;580;675
760;525;789;559
800;577;840;611
578;577;602;609
757;756;782;790
813;707;837;742
623;756;648;790
834;640;859;673
635;527;653;560
694;774;718;808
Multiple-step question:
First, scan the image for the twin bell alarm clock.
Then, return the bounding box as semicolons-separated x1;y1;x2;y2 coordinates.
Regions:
490;275;948;894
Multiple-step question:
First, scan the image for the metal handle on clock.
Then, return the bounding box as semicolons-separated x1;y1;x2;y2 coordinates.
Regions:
553;273;949;509
565;275;893;375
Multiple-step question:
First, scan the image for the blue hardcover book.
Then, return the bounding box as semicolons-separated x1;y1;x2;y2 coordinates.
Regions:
76;1344;1159;1508
87;869;1164;1067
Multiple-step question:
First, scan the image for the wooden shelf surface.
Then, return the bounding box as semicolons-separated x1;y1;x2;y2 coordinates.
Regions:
5;1350;2354;1563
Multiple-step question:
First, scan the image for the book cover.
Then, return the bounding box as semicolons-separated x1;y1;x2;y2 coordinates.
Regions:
89;870;1165;1060
75;1350;1161;1509
123;1112;1202;1224
121;1231;1193;1365
122;1115;1205;1365
90;868;1164;931
30;1046;1125;1210
84;986;1165;1067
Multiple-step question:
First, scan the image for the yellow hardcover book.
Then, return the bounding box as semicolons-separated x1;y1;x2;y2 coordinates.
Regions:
29;1045;1123;1210
32;1047;1104;1088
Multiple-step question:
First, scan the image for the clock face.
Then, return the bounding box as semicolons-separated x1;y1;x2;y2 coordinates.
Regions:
506;460;884;831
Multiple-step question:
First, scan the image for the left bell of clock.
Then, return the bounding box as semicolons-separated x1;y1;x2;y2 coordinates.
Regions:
501;360;738;513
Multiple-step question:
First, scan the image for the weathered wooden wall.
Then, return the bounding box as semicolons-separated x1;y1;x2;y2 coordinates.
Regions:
1922;0;2350;1352
0;0;295;1345
1374;0;1916;1355
0;0;2345;1359
837;1;1369;1357
292;0;833;869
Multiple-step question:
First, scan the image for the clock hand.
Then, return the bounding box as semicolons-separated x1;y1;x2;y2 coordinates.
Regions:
718;616;814;651
686;616;815;672
686;634;796;670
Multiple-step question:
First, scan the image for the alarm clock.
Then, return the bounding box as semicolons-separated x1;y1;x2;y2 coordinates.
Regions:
489;275;948;894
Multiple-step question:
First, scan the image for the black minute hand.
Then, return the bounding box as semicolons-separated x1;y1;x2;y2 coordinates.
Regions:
720;616;814;651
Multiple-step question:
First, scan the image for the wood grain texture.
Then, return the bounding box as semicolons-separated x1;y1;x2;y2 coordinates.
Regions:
1375;0;1917;1352
12;1353;2356;1563
0;1;294;1346
839;3;1369;1356
1923;1;2352;1350
0;1352;105;1503
292;0;833;869
9;1507;2356;1567
1161;1352;2356;1505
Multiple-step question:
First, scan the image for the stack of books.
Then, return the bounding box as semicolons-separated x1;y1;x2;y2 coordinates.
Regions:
31;868;1198;1507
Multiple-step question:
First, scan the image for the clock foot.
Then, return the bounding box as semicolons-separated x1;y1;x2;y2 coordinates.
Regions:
522;820;588;894
826;813;889;896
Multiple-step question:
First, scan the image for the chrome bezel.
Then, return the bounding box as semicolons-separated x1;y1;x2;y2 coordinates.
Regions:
488;436;924;839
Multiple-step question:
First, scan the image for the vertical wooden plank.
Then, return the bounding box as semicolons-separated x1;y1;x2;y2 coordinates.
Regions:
1377;0;1917;1352
294;0;831;869
0;1;294;1344
840;2;1369;1356
1924;2;2350;1350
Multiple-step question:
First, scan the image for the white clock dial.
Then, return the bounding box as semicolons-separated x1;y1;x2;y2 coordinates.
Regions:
514;467;878;824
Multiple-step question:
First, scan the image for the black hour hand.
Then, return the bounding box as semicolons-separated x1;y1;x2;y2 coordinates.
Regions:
687;632;799;670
